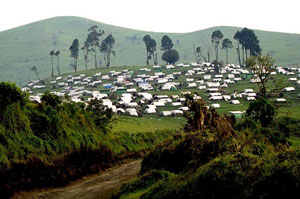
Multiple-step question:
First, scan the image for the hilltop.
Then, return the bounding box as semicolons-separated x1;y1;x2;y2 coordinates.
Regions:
1;16;300;84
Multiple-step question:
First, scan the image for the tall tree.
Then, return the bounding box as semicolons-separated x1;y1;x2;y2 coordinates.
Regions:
161;35;173;51
211;30;223;62
221;38;233;64
81;40;90;70
100;34;116;68
162;49;179;65
143;35;151;66
87;25;104;69
239;28;261;65
30;66;40;80
234;31;242;66
49;50;55;77
246;54;275;98
194;46;207;63
69;39;79;72
54;51;60;75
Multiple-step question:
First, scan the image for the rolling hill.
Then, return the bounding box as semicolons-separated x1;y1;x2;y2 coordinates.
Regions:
0;16;300;84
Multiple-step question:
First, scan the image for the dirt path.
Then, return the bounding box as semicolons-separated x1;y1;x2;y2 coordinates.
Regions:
13;159;141;199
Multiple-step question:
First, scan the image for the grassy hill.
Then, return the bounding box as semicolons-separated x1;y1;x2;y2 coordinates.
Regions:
1;16;300;84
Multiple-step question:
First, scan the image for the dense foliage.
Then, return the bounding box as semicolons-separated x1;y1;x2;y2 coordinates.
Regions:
114;130;300;199
0;82;176;198
114;97;300;199
162;49;180;65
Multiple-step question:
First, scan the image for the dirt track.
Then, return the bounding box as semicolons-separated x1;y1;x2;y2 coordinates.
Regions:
13;159;141;199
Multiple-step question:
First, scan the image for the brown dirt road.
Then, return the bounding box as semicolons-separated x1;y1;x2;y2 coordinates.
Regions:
13;159;141;199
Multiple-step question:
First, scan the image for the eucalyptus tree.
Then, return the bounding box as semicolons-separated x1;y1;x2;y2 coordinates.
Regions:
222;38;233;64
81;40;90;70
49;50;55;77
30;66;40;80
194;45;207;63
234;31;242;66
143;35;158;65
239;28;261;65
87;25;104;69
69;39;79;72
143;35;151;66
161;35;173;51
100;34;116;68
55;50;60;75
211;30;223;62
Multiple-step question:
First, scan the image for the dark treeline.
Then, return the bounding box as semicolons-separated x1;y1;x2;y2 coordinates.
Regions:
33;27;261;81
193;27;261;67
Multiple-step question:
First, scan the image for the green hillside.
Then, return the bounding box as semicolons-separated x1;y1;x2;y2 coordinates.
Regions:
0;16;300;84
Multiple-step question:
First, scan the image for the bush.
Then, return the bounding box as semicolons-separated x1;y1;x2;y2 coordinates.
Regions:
0;82;27;114
246;98;275;127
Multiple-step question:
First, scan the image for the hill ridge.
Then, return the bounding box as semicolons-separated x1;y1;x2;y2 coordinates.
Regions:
0;16;300;84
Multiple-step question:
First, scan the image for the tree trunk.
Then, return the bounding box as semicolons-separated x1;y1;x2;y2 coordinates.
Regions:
245;48;248;62
35;72;40;81
103;53;107;67
153;53;158;65
207;49;210;62
215;45;218;62
106;51;110;68
193;44;198;63
146;51;149;66
226;48;229;64
237;42;241;66
94;51;97;69
51;56;54;77
56;56;60;75
85;50;89;71
242;46;245;66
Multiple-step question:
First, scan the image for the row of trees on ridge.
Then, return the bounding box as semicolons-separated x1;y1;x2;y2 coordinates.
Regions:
39;26;261;80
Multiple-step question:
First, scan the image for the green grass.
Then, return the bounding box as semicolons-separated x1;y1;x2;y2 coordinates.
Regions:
111;115;186;133
288;136;300;147
1;16;300;84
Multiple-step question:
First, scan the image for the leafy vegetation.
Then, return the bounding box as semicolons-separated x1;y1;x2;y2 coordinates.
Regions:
114;115;300;199
0;82;177;198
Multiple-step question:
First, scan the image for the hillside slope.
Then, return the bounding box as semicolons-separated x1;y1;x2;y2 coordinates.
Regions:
0;16;300;84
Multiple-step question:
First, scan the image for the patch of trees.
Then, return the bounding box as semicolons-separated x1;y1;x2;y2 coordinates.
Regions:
234;28;261;66
161;35;180;65
193;27;260;66
143;35;157;65
100;34;116;68
42;25;117;79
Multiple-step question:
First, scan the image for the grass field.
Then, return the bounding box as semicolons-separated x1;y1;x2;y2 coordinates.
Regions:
1;16;300;84
111;115;186;133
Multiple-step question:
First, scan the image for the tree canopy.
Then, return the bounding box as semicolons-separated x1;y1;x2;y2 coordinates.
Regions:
162;49;179;65
161;35;173;51
143;35;157;65
100;34;116;68
69;39;79;72
211;30;223;62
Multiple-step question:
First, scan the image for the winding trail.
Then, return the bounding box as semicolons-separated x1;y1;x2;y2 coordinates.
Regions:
13;159;142;199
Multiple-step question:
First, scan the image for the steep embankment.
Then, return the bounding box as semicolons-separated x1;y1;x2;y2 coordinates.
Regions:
1;16;300;83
